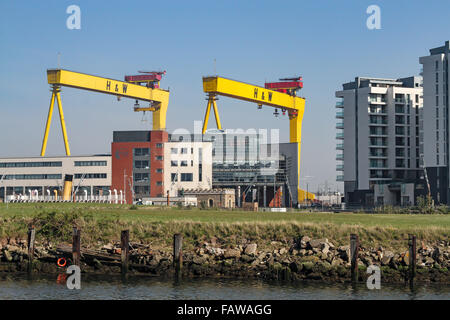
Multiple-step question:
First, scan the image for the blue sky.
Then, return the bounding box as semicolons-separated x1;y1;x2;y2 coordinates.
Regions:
1;0;449;192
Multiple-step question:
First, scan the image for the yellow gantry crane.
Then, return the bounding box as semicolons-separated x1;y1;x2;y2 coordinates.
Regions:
41;69;170;156
202;75;312;204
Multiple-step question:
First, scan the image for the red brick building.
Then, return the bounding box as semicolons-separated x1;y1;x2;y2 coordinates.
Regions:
111;130;168;204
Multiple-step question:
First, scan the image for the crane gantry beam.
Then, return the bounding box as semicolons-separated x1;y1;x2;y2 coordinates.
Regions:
202;76;307;204
41;69;170;156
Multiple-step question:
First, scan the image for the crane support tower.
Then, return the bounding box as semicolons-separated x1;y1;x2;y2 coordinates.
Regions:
41;69;170;156
201;75;308;204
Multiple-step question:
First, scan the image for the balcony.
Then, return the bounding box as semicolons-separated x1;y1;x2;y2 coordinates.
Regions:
336;101;344;108
336;122;344;129
336;164;344;171
336;133;344;140
336;111;344;119
336;175;344;181
336;143;344;150
369;117;388;125
336;153;344;160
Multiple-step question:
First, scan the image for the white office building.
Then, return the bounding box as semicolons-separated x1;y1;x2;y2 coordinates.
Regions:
419;40;450;204
0;155;112;202
335;76;424;206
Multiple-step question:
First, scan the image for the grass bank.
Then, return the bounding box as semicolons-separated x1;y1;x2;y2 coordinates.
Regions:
0;203;449;251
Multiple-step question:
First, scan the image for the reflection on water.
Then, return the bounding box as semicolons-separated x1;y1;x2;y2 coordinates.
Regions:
0;273;448;300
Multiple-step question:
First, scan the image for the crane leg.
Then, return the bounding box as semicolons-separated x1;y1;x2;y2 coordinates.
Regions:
289;111;305;204
40;90;57;156
202;98;212;134
211;98;222;130
55;88;71;156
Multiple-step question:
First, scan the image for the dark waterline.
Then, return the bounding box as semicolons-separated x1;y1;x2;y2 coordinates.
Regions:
0;274;449;300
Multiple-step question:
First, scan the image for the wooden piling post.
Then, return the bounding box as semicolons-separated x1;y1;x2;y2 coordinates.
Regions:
408;234;416;283
121;230;130;274
350;234;359;282
72;226;81;266
173;234;183;276
27;225;35;272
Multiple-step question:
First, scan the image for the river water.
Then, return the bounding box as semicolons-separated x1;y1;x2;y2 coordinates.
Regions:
0;274;448;300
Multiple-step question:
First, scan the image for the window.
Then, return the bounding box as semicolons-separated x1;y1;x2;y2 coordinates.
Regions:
156;143;163;148
171;148;178;154
180;148;188;154
134;148;150;156
134;173;149;181
436;96;439;106
180;160;188;167
191;160;193;166
74;161;107;166
191;148;194;154
156;168;163;173
134;186;150;194
436;60;439;70
134;160;149;169
156;181;163;186
171;160;178;167
156;156;163;161
171;173;178;182
180;173;193;181
198;163;202;182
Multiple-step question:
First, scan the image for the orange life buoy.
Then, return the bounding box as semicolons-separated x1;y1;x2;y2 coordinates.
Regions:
57;257;67;267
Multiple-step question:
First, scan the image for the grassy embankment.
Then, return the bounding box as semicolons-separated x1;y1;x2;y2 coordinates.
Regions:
0;203;449;251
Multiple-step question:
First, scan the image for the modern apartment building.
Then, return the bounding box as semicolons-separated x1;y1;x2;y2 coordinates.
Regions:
419;41;450;204
111;130;212;203
335;76;425;206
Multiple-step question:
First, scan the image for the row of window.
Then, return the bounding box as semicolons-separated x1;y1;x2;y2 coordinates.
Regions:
171;160;194;167
171;173;193;182
171;147;194;154
134;148;150;156
74;173;107;179
74;161;107;167
0;161;62;168
0;174;62;180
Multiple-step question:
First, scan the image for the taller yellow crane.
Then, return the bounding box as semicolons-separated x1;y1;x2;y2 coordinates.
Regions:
201;75;312;204
41;69;170;156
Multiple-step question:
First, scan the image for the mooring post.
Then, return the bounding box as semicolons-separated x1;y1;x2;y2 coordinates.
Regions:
27;225;36;272
72;226;81;266
408;234;416;283
173;234;183;276
350;234;359;282
121;230;130;274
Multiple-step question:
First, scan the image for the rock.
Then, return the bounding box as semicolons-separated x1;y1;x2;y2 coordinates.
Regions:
302;261;314;272
240;254;255;263
3;250;12;262
432;248;442;263
291;249;298;256
279;248;287;255
244;244;257;256
193;256;207;265
223;259;233;267
299;249;307;256
289;261;301;273
205;246;225;257
321;244;330;255
271;241;282;246
381;251;394;266
224;248;241;259
338;245;350;262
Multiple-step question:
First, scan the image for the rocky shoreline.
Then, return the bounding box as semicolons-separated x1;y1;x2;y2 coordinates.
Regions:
1;236;448;284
